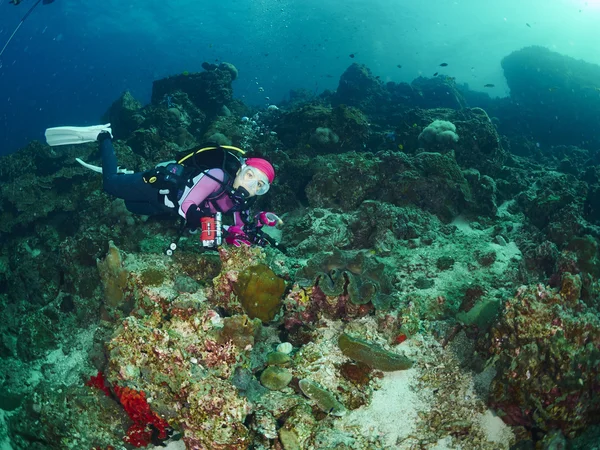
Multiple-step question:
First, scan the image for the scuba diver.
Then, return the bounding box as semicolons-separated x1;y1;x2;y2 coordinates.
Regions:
1;0;56;58
44;124;284;253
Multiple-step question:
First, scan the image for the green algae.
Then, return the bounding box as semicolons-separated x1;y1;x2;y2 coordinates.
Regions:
338;333;413;371
298;379;346;416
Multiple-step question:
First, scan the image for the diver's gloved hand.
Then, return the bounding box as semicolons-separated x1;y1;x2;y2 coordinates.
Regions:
185;204;207;226
224;225;252;247
255;212;283;228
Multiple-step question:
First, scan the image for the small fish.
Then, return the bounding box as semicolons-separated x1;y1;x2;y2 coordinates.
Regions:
349;53;355;58
375;75;380;79
548;87;558;92
398;144;404;150
526;23;531;28
439;63;448;67
433;72;438;77
396;64;402;69
484;83;495;88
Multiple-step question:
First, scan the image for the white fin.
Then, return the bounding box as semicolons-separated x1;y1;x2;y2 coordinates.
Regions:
75;157;134;174
45;123;112;146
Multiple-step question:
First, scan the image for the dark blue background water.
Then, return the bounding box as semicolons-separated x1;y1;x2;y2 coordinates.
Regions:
1;0;598;155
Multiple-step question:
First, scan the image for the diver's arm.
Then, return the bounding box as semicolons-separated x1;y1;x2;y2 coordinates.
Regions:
180;169;225;219
180;169;225;226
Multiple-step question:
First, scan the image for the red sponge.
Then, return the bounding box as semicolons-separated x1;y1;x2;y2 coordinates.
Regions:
114;385;169;447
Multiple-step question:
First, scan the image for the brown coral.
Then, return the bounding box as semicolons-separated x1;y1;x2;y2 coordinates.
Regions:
233;264;286;323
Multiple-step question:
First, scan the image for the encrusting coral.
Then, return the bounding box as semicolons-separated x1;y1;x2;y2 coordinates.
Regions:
486;279;600;437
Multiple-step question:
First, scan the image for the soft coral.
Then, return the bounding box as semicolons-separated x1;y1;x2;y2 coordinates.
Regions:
85;371;111;397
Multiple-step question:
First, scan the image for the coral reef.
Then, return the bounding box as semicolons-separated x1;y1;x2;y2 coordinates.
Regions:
3;53;600;450
151;62;238;116
298;378;347;416
233;263;287;322
102;91;144;139
486;281;600;437
113;385;170;447
97;240;131;313
501;46;600;148
338;332;413;371
418;119;460;146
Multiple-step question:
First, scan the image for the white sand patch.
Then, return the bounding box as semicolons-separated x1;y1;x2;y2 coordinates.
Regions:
336;335;515;449
479;410;514;445
489;240;521;272
430;436;456;449
451;214;479;234
340;367;423;448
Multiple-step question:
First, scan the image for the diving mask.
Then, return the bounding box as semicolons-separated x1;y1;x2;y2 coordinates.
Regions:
235;165;270;196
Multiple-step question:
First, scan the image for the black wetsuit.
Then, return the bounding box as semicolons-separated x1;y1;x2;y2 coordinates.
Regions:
100;138;170;215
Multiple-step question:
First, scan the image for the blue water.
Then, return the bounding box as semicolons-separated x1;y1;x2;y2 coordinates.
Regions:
1;0;599;155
